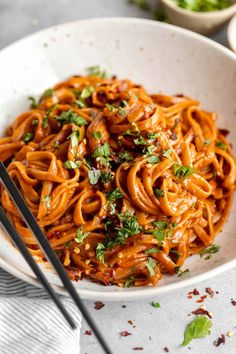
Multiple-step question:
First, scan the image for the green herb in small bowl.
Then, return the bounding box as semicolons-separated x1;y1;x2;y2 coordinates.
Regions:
172;0;232;12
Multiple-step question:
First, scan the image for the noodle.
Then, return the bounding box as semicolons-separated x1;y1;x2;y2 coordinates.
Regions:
0;68;235;287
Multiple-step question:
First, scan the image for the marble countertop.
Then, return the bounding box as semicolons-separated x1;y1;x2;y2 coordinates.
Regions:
0;1;235;353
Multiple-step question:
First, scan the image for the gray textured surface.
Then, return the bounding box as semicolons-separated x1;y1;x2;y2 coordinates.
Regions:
0;1;235;353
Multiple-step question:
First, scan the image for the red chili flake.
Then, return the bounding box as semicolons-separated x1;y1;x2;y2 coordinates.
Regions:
231;299;236;306
94;301;105;310
213;334;225;347
133;348;143;351
200;295;207;300
193;288;200;296
205;287;214;298
187;295;193;299
219;128;229;136
120;331;132;337
84;330;92;336
196;299;204;303
163;347;169;352
192;308;212;319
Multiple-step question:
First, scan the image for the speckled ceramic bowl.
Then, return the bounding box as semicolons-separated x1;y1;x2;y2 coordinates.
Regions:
1;18;236;300
160;0;236;35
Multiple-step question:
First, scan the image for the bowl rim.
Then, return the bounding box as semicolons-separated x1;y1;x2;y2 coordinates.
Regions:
161;0;236;17
1;17;236;300
228;14;236;52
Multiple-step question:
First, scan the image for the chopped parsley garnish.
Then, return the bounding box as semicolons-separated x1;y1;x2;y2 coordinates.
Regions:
134;136;147;145
80;86;95;99
87;65;109;79
124;276;135;288
92;142;111;166
88;169;101;185
199;244;220;259
40;88;54;101
118;107;126;118
146;257;156;276
75;99;86;108
96;243;105;263
175;267;189;277
181;316;212;347
173;164;194;179
106;188;123;202
147;132;160;140
105;103;115;112
55;109;87;127
151;302;160;308
216;141;227;150
75;228;90;243
147;156;160;164
93;131;102;140
147;154;160;164
154;188;164;198
64;160;81;169
28;96;37;109
41;195;51;209
31;119;38;126
162;149;172;158
23;132;34;143
120;151;134;162
147;220;176;243
212;171;217;178
101;172;113;184
68;131;80;149
145;146;155;155
145;248;160;255
105;103;126;117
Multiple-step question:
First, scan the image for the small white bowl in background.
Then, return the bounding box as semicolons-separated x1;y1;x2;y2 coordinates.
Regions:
228;14;236;52
160;0;236;35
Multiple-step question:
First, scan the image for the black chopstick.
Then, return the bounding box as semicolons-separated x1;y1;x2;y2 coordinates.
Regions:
0;206;76;330
0;162;112;354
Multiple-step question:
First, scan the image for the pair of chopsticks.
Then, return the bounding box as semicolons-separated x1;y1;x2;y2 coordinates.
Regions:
0;161;112;354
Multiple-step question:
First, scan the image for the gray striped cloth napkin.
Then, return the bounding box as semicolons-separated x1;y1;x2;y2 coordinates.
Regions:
0;269;81;354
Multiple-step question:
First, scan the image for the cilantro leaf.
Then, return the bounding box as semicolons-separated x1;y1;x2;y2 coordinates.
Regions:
147;156;160;164
216;141;227;150
162;149;172;158
146;257;156;276
173;164;194;179
88;169;101;185
199;244;220;259
55;109;87;127
154;188;164;198
101;172;113;183
40;88;54;101
106;188;123;202
68;131;80;149
96;243;105;263
93;131;102;140
181;316;212;346
145;248;160;254
151;302;160;308
124;276;135;288
81;86;95;99
23;133;34;143
64;160;81;169
75;228;90;243
28;96;37;109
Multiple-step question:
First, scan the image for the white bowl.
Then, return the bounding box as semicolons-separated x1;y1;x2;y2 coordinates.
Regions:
1;18;236;301
228;14;236;52
160;0;236;35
